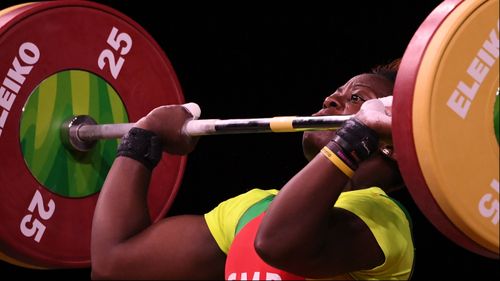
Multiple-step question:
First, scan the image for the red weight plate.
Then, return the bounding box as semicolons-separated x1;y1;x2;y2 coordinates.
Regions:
0;1;186;268
393;0;497;258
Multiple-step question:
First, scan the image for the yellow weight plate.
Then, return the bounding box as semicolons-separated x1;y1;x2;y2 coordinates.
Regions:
413;0;499;254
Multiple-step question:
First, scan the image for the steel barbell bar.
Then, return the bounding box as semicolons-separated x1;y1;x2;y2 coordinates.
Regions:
61;102;353;152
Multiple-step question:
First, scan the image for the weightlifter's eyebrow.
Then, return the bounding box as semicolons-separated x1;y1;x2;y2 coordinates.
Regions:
352;82;375;91
352;82;391;96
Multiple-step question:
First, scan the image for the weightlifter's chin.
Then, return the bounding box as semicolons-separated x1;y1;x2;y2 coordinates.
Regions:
302;130;335;162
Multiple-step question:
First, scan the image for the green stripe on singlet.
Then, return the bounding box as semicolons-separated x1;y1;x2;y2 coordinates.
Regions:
235;195;275;235
381;195;413;231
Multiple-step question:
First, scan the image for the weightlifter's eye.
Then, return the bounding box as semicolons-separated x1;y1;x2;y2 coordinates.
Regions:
349;93;366;103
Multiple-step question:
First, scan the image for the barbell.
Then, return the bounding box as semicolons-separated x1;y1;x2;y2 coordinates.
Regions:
60;107;352;152
0;0;498;269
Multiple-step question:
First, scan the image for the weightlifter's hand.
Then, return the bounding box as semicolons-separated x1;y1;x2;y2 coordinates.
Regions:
135;103;201;155
354;96;392;142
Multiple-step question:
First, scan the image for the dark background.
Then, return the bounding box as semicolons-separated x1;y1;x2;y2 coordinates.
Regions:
1;0;499;279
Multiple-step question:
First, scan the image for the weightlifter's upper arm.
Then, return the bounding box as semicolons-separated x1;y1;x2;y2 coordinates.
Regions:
92;215;225;280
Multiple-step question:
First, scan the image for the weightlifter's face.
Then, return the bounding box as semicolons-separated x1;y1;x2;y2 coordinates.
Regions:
302;73;393;161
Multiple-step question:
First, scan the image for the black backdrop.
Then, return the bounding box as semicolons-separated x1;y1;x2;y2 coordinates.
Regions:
1;0;499;280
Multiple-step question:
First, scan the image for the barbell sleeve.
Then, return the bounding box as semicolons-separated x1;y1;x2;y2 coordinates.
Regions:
77;123;134;140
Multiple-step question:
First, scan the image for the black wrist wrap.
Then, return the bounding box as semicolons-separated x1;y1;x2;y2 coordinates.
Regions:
117;127;162;171
332;118;379;164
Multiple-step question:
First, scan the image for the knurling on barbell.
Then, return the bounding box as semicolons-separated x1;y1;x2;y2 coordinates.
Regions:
0;0;498;269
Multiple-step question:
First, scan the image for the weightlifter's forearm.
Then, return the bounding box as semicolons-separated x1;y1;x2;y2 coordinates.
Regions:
91;157;152;256
258;153;349;255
